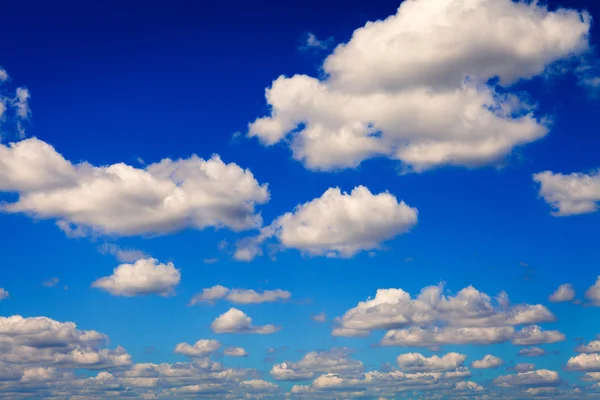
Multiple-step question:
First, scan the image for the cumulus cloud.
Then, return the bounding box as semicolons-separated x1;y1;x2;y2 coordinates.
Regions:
533;170;600;216
210;308;279;334
548;283;575;302
333;283;554;343
577;339;600;354
224;347;248;357
511;325;566;346
0;288;8;300
585;276;600;306
92;258;181;297
396;352;466;372
249;0;590;172
235;186;418;260
174;340;221;358
513;363;536;373
493;369;559;387
271;349;363;381
518;347;546;357
566;353;600;372
471;355;503;369
0;138;269;237
189;285;291;305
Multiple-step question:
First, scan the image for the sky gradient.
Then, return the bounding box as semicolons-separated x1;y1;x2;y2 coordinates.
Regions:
1;0;600;399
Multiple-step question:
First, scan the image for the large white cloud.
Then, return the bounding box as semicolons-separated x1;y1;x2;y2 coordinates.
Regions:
395;352;466;372
235;186;417;260
333;284;554;343
493;369;559;387
566;353;600;372
210;308;279;334
548;283;575;302
0;138;269;237
271;349;363;381
533;170;600;216
248;0;590;172
92;258;181;297
189;285;291;305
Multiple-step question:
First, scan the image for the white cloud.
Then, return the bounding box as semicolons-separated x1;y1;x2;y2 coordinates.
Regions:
514;363;536;373
235;186;418;260
0;288;8;300
577;339;600;354
471;355;503;369
511;325;566;345
271;349;363;381
333;284;554;341
548;283;575;302
0;67;8;82
43;278;59;287
585;276;600;306
312;312;327;323
566;353;600;371
189;285;291;305
174;340;221;358
0;138;269;237
249;0;589;172
301;32;332;50
92;258;180;297
396;352;466;372
533;171;600;216
224;347;248;357
518;347;546;357
210;308;279;334
493;369;559;387
99;243;147;263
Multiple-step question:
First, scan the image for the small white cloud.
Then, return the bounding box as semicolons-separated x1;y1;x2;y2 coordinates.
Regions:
271;349;363;381
235;186;417;260
12;87;30;120
311;312;326;323
224;347;249;357
514;363;536;373
471;355;503;369
174;339;221;358
0;67;8;82
210;308;279;334
300;32;332;50
549;283;575;302
512;325;566;346
99;244;148;263
577;339;600;354
493;369;559;387
0;288;8;300
533;170;600;216
585;276;600;306
566;353;600;371
92;258;181;297
518;347;546;357
43;278;59;287
189;285;290;305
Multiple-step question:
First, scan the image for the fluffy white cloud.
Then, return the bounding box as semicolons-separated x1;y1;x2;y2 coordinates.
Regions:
511;325;566;345
223;347;248;357
548;283;575;302
585;276;600;306
174;340;221;358
566;353;600;371
577;339;600;353
235;186;418;260
493;369;559;387
210;308;279;334
514;363;536;373
189;285;291;305
533;170;600;216
249;0;589;172
0;288;8;300
92;258;180;297
0;138;269;236
333;284;554;342
396;352;465;372
518;347;546;357
471;355;503;369
271;349;363;381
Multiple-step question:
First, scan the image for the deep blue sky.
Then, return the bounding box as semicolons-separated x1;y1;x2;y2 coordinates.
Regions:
1;0;600;398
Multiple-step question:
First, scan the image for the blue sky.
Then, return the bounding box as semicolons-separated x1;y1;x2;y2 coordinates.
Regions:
1;0;600;398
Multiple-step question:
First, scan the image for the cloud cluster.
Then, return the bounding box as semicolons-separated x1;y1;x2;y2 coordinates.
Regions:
0;138;269;237
333;284;555;347
249;0;590;172
189;285;291;305
235;186;418;260
210;308;280;334
92;258;181;297
271;349;363;381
